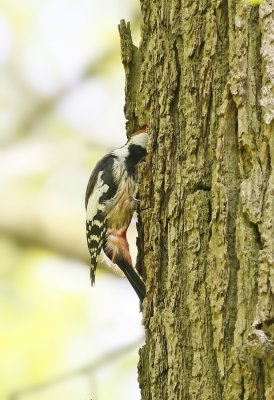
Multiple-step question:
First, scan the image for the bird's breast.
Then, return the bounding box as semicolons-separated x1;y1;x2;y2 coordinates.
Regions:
105;175;137;230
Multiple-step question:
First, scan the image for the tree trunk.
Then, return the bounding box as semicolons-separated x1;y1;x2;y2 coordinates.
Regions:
119;0;274;399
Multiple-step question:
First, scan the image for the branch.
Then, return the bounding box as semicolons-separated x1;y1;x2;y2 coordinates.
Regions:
9;337;144;400
0;184;137;269
0;185;89;263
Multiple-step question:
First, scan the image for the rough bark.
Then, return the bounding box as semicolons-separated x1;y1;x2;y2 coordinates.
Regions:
119;1;274;399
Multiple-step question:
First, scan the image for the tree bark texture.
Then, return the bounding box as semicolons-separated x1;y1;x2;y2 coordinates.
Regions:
119;1;274;399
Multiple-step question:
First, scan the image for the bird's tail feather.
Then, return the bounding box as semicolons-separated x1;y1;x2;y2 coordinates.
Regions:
116;259;146;302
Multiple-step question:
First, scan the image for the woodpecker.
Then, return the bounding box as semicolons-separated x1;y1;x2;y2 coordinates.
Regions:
85;128;147;302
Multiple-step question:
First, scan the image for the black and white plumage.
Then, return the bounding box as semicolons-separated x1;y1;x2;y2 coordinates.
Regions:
85;129;148;301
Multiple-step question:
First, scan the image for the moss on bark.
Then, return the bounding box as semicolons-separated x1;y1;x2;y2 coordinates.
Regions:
119;0;274;398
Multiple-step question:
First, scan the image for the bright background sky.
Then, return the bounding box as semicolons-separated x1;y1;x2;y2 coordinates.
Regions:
0;1;143;399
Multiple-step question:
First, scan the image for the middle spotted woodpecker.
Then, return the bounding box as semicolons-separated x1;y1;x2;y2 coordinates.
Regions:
85;128;147;302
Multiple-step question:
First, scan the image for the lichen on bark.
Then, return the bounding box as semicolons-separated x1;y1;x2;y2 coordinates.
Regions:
119;0;274;398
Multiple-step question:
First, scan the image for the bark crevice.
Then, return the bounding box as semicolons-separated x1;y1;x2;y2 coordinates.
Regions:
119;1;274;398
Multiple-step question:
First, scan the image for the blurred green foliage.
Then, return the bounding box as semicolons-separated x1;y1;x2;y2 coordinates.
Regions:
0;1;143;399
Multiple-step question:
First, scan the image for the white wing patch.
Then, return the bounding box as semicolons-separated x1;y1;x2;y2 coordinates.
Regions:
86;171;109;220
